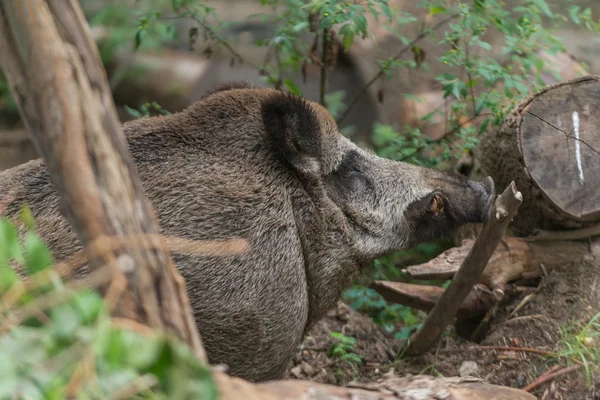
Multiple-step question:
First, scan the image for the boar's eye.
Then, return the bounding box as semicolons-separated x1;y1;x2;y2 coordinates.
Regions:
342;166;361;176
428;193;447;217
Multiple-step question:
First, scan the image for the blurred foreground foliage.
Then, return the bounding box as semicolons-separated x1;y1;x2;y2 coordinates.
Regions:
0;212;217;400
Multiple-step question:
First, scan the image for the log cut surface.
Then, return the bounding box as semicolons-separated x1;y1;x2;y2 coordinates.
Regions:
519;77;600;221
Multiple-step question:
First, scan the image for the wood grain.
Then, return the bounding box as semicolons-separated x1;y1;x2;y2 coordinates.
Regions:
520;78;600;220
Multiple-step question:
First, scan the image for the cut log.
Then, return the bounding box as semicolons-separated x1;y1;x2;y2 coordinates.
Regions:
476;75;600;235
215;372;537;400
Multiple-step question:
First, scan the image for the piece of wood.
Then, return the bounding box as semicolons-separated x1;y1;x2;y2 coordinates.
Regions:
403;181;522;355
405;237;590;294
476;75;600;234
0;0;206;360
372;280;496;319
215;371;537;400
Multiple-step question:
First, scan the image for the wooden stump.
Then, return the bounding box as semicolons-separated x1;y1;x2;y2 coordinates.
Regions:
477;75;600;235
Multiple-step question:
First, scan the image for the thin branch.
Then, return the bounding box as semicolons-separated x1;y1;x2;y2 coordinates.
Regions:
320;28;329;107
523;364;583;393
182;5;275;82
337;13;460;124
404;181;523;355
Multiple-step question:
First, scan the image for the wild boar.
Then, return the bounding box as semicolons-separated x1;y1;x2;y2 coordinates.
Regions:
0;82;494;382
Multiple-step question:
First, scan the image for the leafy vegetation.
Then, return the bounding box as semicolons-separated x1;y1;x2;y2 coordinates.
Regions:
557;312;600;386
0;213;217;400
328;331;363;375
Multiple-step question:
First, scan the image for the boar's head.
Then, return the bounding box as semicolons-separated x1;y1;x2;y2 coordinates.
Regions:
262;89;495;261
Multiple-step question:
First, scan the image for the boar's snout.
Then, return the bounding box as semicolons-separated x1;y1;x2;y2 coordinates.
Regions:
405;175;495;246
444;175;495;224
466;175;495;223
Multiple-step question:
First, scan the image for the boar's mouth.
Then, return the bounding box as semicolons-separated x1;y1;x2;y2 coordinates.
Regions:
404;176;495;245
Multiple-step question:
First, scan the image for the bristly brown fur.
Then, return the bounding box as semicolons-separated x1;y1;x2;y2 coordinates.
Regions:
0;83;494;382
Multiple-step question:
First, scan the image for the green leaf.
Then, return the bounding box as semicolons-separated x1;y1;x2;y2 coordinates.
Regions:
478;118;491;135
23;231;53;275
0;265;18;293
429;5;446;16
353;13;368;35
124;105;142;119
0;219;23;265
339;24;355;51
171;0;183;11
292;21;309;33
19;204;36;231
531;0;553;17
135;28;148;51
381;3;393;20
72;290;104;325
568;6;581;24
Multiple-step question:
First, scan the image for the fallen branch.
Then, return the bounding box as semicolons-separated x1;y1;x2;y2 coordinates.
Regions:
464;346;584;366
403;181;522;355
523;364;583;393
371;280;495;319
404;237;590;295
214;372;537;400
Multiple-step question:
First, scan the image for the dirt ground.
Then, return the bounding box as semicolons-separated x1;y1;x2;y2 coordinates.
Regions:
286;246;600;399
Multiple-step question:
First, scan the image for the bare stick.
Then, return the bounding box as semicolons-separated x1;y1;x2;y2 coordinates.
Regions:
523;364;582;393
404;181;522;355
371;280;495;318
320;28;329;107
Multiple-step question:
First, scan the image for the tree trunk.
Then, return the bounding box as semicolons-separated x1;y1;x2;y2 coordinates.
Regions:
476;74;600;235
0;0;206;360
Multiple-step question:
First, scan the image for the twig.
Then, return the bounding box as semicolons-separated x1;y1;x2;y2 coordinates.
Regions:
110;317;157;336
465;345;584;366
499;314;547;326
507;293;536;319
320;28;329;107
183;5;275;81
538;364;562;378
404;181;522;355
65;350;96;398
337;13;459;124
523;364;583;393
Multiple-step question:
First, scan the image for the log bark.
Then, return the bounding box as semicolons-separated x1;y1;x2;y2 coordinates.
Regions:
476;74;600;235
404;181;522;355
404;236;591;294
0;0;206;360
215;372;537;400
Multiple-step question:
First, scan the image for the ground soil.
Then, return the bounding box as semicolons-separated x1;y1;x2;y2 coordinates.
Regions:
286;243;600;399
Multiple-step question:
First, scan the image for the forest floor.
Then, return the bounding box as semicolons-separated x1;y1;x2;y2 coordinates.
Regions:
286;253;600;399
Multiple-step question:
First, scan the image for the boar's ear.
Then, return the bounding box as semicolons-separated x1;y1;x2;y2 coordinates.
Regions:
262;92;322;177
